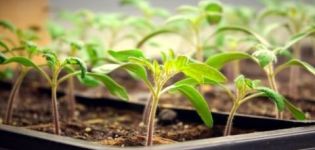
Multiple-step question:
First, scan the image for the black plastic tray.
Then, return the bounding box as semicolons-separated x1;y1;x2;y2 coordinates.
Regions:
1;81;315;149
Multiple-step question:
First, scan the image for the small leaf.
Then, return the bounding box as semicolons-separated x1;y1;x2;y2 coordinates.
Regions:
275;59;315;76
177;5;199;14
204;2;223;25
182;63;227;84
213;26;270;47
64;57;87;78
284;99;305;120
280;28;315;52
0;40;9;51
93;63;147;81
0;20;16;32
24;41;38;54
108;49;144;62
128;57;153;71
0;52;6;63
252;46;276;68
87;72;129;101
256;87;285;111
43;51;58;69
168;84;213;127
136;29;174;48
206;52;253;69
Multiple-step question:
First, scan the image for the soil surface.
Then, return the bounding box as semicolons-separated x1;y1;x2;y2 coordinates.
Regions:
0;84;255;147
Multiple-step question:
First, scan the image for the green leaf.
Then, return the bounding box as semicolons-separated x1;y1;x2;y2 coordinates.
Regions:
182;63;227;84
0;20;16;32
86;72;129;101
280;28;315;52
1;56;36;67
108;49;144;62
252;46;276;68
0;52;6;63
177;5;199;14
78;75;100;87
136;29;174;48
275;59;315;76
168;84;213;127
0;41;9;51
43;51;58;69
24;41;38;54
64;57;87;78
284;99;305;120
206;52;253;69
256;87;285;111
93;63;147;81
204;2;223;25
47;21;65;40
128;57;153;71
213;26;270;47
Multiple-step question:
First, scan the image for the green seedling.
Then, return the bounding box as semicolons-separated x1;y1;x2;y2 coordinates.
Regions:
220;75;293;136
206;26;315;119
93;49;226;146
0;50;128;134
258;1;315;98
0;20;41;125
162;0;223;61
119;0;169;20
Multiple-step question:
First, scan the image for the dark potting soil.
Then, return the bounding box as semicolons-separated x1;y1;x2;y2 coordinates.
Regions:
0;85;254;147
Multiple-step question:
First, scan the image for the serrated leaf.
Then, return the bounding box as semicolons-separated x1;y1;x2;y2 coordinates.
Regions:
182;63;226;84
64;57;87;78
168;84;213;127
43;51;58;68
87;72;128;101
206;52;253;69
204;2;223;25
284;99;305;120
108;49;144;62
256;87;285;111
275;59;315;76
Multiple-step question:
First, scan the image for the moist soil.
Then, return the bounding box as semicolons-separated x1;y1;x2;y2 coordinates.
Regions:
0;84;256;147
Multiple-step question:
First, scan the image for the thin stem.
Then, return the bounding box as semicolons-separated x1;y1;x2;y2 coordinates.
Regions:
4;67;29;125
265;64;282;119
66;77;76;119
224;102;239;136
145;93;159;146
51;67;62;135
57;71;80;85
239;92;264;104
51;83;61;135
142;94;152;125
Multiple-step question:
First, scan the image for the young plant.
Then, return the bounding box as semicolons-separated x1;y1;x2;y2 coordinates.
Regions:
206;26;315;119
166;1;223;62
93;49;226;146
0;50;128;134
258;1;315;98
136;0;223;61
219;75;302;136
0;20;41;125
